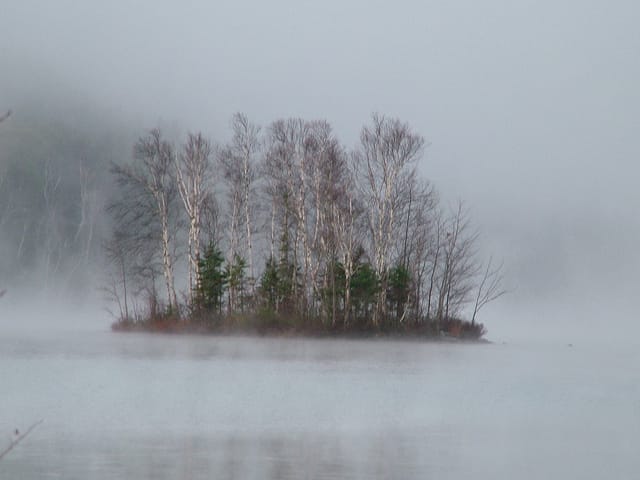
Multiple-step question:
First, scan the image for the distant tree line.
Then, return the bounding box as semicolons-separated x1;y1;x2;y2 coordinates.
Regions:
105;113;504;338
0;107;119;292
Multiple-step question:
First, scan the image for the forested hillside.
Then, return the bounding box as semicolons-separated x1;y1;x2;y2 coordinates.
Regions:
0;102;130;292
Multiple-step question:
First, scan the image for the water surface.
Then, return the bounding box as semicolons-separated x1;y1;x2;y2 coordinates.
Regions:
1;327;638;479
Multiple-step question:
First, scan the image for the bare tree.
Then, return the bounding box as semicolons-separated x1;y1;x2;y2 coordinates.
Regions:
435;201;480;323
303;120;343;320
66;160;102;286
175;132;212;302
75;161;99;264
219;113;260;296
326;147;362;326
111;129;179;312
103;231;131;321
40;157;64;288
106;163;164;321
353;114;424;325
424;209;445;320
262;119;305;314
301;128;348;323
471;256;506;325
399;177;438;321
263;118;344;320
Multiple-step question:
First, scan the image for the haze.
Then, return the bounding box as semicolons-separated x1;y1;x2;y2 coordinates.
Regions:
2;2;640;477
3;0;638;341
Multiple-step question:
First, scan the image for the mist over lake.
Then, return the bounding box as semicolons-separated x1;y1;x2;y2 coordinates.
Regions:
2;316;639;479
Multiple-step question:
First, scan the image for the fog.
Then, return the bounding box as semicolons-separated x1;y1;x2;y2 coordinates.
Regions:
2;0;638;341
3;330;640;478
1;2;640;477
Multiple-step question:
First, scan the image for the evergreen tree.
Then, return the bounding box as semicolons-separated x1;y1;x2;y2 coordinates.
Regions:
387;264;412;325
195;242;227;313
226;254;247;313
350;262;378;325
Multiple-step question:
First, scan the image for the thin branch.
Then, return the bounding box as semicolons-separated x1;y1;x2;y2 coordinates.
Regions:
0;419;44;461
472;256;507;324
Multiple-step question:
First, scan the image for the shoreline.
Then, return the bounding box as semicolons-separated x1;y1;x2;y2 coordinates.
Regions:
111;319;489;344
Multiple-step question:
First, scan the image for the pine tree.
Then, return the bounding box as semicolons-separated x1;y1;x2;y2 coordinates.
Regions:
195;242;227;314
387;264;412;326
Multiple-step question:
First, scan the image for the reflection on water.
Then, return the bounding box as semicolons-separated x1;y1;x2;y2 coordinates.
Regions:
1;331;639;479
13;431;458;479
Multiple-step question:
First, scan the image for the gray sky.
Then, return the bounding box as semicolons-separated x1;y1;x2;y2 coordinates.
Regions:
2;0;639;339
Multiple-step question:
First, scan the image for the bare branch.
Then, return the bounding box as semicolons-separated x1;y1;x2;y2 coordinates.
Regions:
472;256;507;325
0;419;44;461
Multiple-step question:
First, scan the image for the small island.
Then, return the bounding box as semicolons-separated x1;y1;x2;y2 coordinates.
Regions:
106;114;504;341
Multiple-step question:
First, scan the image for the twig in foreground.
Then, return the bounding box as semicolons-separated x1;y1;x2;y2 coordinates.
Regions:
0;419;44;461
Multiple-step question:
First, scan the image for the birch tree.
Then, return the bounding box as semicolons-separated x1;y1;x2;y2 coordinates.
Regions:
304;120;342;319
176;132;212;302
73;160;101;266
323;144;362;326
354;114;424;325
40;157;64;287
262;119;304;314
219;113;260;294
263;119;338;319
111;129;179;312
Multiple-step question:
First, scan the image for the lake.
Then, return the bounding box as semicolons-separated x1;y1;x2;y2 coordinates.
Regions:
1;321;639;479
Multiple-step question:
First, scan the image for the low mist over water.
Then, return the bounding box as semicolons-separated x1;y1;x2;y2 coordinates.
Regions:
2;326;639;479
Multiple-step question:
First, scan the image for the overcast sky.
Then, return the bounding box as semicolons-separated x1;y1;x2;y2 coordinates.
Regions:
2;0;639;338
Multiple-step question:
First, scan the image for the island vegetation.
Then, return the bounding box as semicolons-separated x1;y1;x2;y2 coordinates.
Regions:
104;113;504;340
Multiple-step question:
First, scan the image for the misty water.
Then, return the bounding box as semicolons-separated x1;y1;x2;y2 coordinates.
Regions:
2;326;639;479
